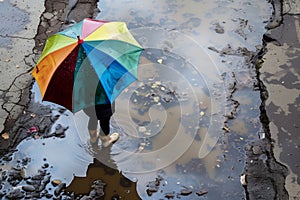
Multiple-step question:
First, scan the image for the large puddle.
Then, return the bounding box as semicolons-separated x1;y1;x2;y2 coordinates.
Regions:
0;0;274;199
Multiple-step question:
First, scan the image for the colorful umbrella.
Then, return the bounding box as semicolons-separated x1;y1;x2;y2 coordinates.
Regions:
32;18;143;112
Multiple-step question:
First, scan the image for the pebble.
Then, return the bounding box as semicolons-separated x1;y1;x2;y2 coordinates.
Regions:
6;188;25;199
43;12;54;20
252;145;263;155
180;189;192;196
138;126;147;132
51;179;61;187
240;174;247;186
164;192;175;199
54;183;66;196
22;185;36;192
214;22;225;34
196;190;208;196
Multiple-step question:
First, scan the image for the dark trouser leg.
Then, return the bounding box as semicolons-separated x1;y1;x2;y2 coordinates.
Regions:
99;117;111;136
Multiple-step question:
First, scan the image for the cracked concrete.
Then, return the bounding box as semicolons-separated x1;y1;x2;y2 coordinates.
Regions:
0;0;45;134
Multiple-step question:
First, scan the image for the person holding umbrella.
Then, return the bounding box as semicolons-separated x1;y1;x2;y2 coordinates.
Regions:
32;18;143;147
83;104;119;147
83;82;119;147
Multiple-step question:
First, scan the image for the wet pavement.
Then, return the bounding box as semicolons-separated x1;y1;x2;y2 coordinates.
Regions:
260;13;300;198
0;0;300;199
0;0;44;138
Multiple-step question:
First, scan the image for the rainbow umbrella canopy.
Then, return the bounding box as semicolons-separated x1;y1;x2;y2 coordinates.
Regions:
32;18;143;113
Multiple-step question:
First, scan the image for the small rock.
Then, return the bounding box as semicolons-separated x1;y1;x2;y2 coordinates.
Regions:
54;183;66;196
240;174;247;186
252;145;263;155
146;187;158;196
54;124;68;138
196;190;208;196
6;189;25;199
22;185;36;192
1;132;10;140
51;179;62;187
43;12;54;20
157;59;163;64
214;22;225;34
42;163;49;169
165;192;175;199
44;193;53;199
180;189;192;196
31;174;43;181
138;126;147;132
111;194;120;200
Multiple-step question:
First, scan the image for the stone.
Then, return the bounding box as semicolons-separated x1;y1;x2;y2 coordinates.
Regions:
22;185;36;192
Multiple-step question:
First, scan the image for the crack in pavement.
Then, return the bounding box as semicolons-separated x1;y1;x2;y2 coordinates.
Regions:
0;34;34;40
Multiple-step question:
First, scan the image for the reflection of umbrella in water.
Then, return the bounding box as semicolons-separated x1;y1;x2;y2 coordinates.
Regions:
32;18;143;112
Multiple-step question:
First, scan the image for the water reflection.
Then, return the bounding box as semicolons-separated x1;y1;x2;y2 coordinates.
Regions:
66;147;141;199
14;105;93;186
92;0;272;199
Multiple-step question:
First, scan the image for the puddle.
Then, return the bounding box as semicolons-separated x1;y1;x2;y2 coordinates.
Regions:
91;0;272;199
74;0;272;199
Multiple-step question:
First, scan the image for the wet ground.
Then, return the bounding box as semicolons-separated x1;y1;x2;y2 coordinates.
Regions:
0;0;299;199
260;13;300;198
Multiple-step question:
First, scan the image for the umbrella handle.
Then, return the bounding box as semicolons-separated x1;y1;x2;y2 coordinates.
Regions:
77;36;84;44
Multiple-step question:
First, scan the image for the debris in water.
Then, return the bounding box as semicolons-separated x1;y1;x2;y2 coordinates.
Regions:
138;126;146;132
213;22;225;34
2;132;10;140
223;124;230;132
196;190;208;196
240;174;247;186
146;176;163;196
52;179;62;186
199;111;205;117
153;96;160;103
164;192;175;199
157;58;163;64
180;189;193;196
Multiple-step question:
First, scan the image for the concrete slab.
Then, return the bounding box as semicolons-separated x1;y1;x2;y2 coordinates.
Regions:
0;0;45;133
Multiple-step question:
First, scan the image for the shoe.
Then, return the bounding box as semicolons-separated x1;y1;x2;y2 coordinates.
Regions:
101;133;119;147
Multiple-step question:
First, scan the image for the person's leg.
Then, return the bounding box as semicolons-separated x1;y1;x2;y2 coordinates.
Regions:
94;104;119;147
98;116;119;147
99;116;110;136
83;107;98;144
